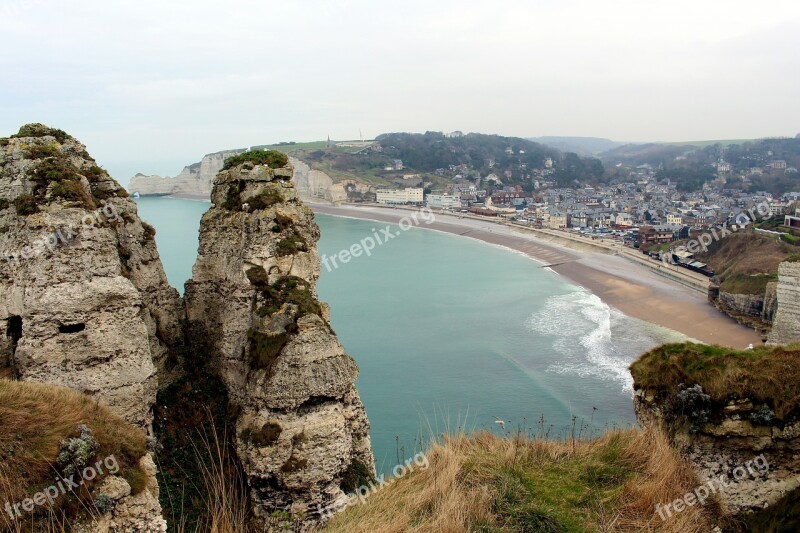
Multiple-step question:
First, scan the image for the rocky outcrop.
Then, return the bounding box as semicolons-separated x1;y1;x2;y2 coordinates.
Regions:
0;124;183;428
634;389;800;514
129;149;244;197
76;454;166;533
768;261;800;345
184;157;374;526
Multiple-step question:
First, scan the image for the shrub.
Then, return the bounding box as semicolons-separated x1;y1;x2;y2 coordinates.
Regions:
256;275;321;318
24;142;60;159
52;179;93;207
222;150;288;171
57;424;100;476
11;123;69;143
13;194;38;215
142;222;157;240
83;165;107;181
275;230;307;257
781;233;798;245
340;459;376;493
29;155;81;182
244;188;283;211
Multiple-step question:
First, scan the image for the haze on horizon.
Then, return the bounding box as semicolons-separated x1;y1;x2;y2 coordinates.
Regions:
1;0;799;181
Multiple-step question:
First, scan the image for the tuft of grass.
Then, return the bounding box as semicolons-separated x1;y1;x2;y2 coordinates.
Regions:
0;380;149;530
322;428;724;533
222;150;288;171
13;194;39;216
630;342;800;420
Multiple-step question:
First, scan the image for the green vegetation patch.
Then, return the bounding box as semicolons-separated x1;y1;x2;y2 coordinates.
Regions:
275;230;307;257
340;459;376;493
248;329;292;372
11;123;69;143
243;187;283;212
630;342;800;420
222;149;289;171
255;275;321;318
720;273;778;295
13;194;39;216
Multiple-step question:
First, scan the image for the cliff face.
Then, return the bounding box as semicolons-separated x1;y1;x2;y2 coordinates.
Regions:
0;124;183;428
768;261;800;345
128;149;244;197
289;157;351;203
634;389;800;514
184;157;374;524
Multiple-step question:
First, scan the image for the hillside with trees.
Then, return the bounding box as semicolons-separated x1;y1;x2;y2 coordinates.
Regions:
599;136;800;194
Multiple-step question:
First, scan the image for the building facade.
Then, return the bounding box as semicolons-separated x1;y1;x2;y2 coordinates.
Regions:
376;187;424;205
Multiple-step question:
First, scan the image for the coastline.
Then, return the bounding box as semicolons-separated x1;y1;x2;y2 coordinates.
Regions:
309;202;763;349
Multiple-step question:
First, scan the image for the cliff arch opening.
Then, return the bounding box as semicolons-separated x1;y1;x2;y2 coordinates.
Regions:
5;316;22;380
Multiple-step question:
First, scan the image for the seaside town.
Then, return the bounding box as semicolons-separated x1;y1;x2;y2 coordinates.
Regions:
370;154;800;254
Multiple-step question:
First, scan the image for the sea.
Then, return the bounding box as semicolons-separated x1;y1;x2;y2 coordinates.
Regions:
134;197;686;474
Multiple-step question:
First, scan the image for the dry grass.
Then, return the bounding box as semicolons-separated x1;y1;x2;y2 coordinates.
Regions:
696;233;794;292
0;379;148;531
320;428;723;533
630;342;800;420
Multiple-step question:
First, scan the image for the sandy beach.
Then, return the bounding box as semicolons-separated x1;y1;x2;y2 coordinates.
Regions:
309;202;762;349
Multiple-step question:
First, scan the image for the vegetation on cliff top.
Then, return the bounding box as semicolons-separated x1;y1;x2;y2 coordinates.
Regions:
695;233;797;295
221;149;288;171
323;428;723;533
0;380;149;530
630;342;800;421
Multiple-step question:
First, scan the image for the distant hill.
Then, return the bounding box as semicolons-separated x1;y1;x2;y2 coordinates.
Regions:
528;136;625;155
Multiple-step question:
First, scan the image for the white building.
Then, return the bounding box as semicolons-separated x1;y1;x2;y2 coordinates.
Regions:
426;193;462;209
376;188;424;205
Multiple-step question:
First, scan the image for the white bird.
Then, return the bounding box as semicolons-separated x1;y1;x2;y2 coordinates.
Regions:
493;417;506;430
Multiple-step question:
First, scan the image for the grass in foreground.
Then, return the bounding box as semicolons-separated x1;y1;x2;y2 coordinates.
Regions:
630;342;800;420
0;380;148;531
321;428;723;533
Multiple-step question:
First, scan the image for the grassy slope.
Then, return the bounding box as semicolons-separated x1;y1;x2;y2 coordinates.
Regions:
322;429;722;533
257;141;396;187
630;342;800;420
695;233;796;294
0;380;148;530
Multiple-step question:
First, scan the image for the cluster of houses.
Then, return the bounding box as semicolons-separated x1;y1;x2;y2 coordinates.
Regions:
374;175;799;249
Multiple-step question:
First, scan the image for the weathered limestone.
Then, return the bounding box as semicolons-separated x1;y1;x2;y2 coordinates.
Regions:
767;261;800;345
634;389;800;514
75;454;167;533
184;159;374;526
0;125;183;428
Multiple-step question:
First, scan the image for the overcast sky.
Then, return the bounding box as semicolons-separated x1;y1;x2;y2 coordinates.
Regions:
1;0;799;182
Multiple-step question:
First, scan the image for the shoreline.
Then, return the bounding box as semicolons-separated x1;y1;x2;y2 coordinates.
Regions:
309;202;763;349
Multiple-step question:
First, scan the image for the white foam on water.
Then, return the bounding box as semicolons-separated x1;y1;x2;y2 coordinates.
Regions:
526;289;677;393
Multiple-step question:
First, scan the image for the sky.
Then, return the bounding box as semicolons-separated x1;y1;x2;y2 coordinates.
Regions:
1;0;799;182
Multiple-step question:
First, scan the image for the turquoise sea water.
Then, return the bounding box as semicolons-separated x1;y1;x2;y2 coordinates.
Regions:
135;198;685;474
